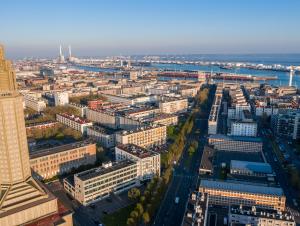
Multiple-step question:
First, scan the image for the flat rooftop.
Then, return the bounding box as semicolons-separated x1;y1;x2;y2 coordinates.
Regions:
116;144;159;159
76;160;136;181
199;146;215;173
230;160;273;174
30;140;95;159
87;125;119;135
209;134;262;143
230;205;294;222
200;179;284;196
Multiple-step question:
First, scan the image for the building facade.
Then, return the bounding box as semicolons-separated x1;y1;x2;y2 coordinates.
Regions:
116;124;167;148
159;98;188;114
56;113;93;134
208;134;263;152
199;180;286;211
30;141;97;179
115;144;160;181
64;160;139;205
24;94;47;112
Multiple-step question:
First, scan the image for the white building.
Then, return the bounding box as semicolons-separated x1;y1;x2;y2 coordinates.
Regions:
56;113;92;134
115;144;160;181
24;94;46;112
230;121;257;137
54;92;69;106
86;125;116;148
64;160;139;205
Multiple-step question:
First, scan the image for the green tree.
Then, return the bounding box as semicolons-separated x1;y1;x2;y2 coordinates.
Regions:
142;212;150;225
126;217;135;226
128;188;141;201
136;203;144;216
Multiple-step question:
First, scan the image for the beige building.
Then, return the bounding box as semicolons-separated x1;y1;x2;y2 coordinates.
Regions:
64;160;139;205
159;97;188;114
116;124;167;148
199;180;286;211
0;45;72;226
30;141;97;179
115;144;160;181
24;94;47;112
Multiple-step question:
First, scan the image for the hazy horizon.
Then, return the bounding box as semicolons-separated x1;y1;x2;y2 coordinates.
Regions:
2;0;300;58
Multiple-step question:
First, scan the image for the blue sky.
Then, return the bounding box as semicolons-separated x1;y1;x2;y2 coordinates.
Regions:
1;0;300;58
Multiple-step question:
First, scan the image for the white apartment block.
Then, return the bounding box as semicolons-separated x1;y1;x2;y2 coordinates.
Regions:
116;124;167;148
230;121;257;137
68;102;88;117
86;126;116;148
54;92;69;106
115;144;160;181
159;98;188;114
24;94;46;112
64;160;139;205
56;113;93;134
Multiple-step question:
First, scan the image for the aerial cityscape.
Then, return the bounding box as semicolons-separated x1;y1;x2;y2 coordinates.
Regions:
1;1;300;226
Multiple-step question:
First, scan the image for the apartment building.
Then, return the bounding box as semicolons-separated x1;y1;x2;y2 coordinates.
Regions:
199;180;286;211
115;144;160;181
29;141;97;179
272;109;300;140
229;205;295;226
68;102;88;117
86;125;116;148
64;160;139;205
24;94;46;112
142;113;178;126
230;121;258;137
56;113;93;134
208;86;223;135
208;134;263;152
116;124;167;148
26;121;59;133
159;97;188;114
54;91;69;106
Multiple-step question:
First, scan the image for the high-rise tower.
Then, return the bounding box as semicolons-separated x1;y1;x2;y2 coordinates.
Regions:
0;45;72;226
289;66;294;87
58;44;65;63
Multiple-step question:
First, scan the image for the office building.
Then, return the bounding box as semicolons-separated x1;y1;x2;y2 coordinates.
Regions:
30;141;97;179
115;144;160;181
54;91;69;106
199;180;285;211
208;134;263;152
230;160;273;177
64;160;139;205
56;113;93;134
0;45;72;226
229;205;295;226
116;124;167;148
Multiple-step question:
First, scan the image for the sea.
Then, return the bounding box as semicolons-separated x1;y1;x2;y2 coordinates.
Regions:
75;54;300;87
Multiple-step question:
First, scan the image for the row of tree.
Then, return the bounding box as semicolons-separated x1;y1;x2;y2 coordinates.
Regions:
127;176;165;225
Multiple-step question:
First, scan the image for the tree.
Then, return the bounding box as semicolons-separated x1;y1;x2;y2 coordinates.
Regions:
128;188;141;201
130;210;139;219
126;218;135;226
136;203;144;216
142;212;150;225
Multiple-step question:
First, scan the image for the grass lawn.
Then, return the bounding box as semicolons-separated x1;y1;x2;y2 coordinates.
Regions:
101;204;135;226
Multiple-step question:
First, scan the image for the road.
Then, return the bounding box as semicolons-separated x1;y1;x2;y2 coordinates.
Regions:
153;115;207;226
261;129;300;221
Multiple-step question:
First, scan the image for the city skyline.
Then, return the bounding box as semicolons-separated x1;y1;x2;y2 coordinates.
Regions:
2;0;300;58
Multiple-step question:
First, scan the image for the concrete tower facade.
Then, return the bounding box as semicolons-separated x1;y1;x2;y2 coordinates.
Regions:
0;45;72;226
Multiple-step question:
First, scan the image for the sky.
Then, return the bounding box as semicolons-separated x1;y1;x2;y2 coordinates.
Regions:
1;0;300;58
